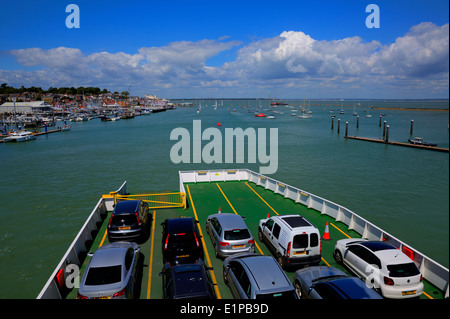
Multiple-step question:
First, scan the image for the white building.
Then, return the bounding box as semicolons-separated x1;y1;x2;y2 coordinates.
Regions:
0;101;53;114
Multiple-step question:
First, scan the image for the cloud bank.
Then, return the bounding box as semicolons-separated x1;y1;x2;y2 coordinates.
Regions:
1;22;448;98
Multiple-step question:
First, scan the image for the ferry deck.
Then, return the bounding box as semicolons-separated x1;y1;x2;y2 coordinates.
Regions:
39;169;448;300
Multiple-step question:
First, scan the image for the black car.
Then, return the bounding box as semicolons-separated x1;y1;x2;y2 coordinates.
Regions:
108;200;151;242
160;259;216;299
161;217;203;264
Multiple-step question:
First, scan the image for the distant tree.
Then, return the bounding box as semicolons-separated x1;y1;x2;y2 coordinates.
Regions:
121;91;130;97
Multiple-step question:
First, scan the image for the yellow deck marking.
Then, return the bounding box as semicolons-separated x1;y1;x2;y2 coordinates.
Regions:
186;184;222;299
216;184;264;255
321;257;330;266
422;291;433;299
245;182;279;216
99;228;108;247
146;210;156;299
330;222;352;239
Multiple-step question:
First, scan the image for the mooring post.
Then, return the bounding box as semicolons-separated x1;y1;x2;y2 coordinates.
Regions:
379;114;382;127
383;121;386;137
357;115;359;128
337;119;340;134
385;125;390;143
345;122;348;138
410;120;414;135
331;115;335;130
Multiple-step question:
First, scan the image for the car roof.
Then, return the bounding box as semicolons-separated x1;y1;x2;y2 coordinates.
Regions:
211;214;247;230
167;217;194;233
240;255;291;290
113;200;140;214
90;243;131;267
279;215;312;228
171;264;210;297
359;241;396;252
326;277;383;299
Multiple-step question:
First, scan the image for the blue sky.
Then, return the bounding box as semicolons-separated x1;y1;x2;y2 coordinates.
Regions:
0;0;448;98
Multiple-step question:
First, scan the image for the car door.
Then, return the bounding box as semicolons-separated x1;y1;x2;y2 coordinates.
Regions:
226;261;250;299
262;219;277;251
344;245;368;278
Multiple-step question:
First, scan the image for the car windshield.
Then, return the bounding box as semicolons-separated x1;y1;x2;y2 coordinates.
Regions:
85;265;122;285
387;263;420;277
224;229;250;240
255;290;297;299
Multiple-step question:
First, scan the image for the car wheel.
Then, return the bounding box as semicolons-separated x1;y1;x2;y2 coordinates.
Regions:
333;250;343;264
258;228;263;242
223;269;228;285
277;254;285;268
294;281;303;298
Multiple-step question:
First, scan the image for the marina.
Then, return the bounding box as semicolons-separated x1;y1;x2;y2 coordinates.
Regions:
0;99;448;299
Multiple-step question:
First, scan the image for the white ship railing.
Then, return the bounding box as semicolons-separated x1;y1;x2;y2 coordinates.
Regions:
179;169;449;299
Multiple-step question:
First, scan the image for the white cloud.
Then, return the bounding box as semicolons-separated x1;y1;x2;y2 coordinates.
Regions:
1;22;448;98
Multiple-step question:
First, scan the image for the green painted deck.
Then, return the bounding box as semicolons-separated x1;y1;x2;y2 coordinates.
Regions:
67;180;445;299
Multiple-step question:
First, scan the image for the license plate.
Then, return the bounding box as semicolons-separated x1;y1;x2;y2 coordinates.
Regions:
293;251;306;255
118;226;130;230
402;290;416;296
233;245;245;249
176;254;189;258
94;296;111;299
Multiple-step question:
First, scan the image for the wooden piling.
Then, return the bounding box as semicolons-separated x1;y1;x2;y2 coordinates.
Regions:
410;120;414;135
345;122;348;138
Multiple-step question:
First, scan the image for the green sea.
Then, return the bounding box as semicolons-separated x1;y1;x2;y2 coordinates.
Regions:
0;99;448;298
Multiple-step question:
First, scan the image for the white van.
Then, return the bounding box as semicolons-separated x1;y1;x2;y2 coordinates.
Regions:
258;214;321;269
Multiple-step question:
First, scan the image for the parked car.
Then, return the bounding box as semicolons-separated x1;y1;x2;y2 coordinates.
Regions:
206;213;255;258
258;214;321;269
107;200;151;242
77;242;140;299
160;259;216;299
161;217;203;264
333;239;424;299
293;266;383;299
223;252;298;299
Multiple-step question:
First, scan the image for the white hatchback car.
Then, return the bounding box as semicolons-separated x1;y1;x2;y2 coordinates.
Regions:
333;239;423;299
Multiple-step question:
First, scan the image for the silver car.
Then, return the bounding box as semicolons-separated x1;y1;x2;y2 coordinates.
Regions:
206;213;255;258
223;253;298;299
77;242;140;299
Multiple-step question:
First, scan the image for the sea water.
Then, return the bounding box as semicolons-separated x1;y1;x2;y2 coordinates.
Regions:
0;99;448;298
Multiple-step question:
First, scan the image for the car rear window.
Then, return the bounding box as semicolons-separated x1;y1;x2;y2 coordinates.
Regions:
387;263;420;277
224;229;251;240
293;234;308;248
168;233;196;248
111;214;137;226
293;233;319;248
85;265;122;285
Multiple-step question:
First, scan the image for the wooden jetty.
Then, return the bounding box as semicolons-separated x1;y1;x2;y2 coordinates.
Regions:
346;136;449;153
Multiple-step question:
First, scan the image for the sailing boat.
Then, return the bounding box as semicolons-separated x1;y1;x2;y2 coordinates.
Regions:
197;101;201;113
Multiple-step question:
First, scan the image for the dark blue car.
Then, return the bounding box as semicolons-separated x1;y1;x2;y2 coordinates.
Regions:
160;259;216;299
293;266;383;299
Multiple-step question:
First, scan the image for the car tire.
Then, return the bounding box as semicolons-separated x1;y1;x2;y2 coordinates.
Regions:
258;228;263;242
294;281;303;299
333;250;343;264
277;254;285;268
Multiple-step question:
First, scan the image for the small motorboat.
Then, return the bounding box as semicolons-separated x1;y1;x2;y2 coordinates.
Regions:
408;137;437;147
3;130;36;143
